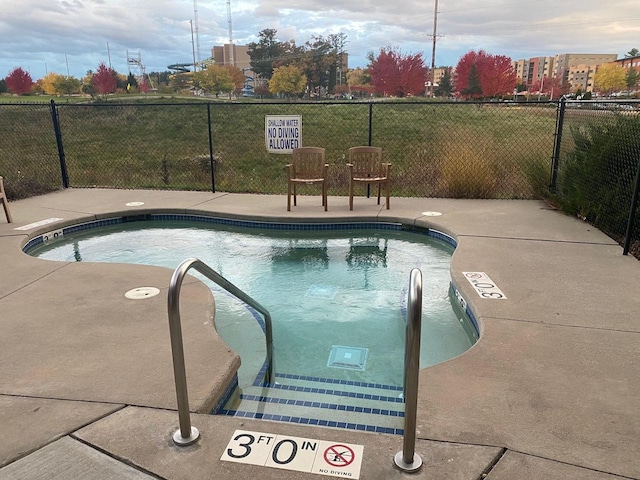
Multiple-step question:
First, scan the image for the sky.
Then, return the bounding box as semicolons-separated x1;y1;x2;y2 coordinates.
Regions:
1;0;639;81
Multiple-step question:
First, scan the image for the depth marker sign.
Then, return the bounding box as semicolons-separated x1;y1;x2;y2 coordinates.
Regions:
463;272;507;299
221;430;364;478
265;115;302;153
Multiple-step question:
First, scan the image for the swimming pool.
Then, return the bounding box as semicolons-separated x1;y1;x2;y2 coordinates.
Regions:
27;215;477;433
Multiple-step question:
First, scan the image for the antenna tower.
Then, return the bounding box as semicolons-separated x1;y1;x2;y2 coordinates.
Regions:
227;0;234;66
193;0;201;70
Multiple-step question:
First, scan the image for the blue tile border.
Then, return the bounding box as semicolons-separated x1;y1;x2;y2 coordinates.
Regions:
217;409;403;436
238;393;404;417
275;372;403;392
267;382;404;404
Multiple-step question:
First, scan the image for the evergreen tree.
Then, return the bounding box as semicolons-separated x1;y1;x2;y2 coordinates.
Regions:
463;64;483;98
434;68;453;97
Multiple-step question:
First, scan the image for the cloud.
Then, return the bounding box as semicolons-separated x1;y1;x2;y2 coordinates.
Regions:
1;0;639;80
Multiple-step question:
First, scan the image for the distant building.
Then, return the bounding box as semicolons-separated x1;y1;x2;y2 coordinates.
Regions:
553;53;617;92
211;44;252;70
513;53;617;92
613;55;640;73
512;57;554;87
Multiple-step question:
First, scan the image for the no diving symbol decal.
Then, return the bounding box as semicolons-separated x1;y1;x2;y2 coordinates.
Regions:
324;444;355;467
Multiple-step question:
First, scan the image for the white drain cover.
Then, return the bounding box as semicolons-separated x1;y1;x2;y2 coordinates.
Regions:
125;202;145;207
327;345;368;371
421;211;442;216
125;287;160;300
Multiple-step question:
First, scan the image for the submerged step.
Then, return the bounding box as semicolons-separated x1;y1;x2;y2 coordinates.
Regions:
219;395;404;435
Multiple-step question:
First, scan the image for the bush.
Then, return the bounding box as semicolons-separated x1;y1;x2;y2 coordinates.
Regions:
559;115;640;237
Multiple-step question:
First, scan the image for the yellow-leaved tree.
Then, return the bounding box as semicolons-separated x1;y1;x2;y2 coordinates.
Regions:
593;63;626;95
41;72;63;95
269;66;307;99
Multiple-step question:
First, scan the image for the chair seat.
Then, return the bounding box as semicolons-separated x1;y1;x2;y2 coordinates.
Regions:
352;176;387;182
290;177;325;184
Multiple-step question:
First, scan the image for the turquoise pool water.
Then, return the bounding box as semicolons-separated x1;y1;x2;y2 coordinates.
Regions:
29;220;476;389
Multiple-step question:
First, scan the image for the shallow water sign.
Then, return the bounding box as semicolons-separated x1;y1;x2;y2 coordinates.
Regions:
221;430;364;478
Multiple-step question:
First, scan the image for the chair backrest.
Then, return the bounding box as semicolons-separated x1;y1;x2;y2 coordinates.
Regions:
291;147;326;179
349;146;384;177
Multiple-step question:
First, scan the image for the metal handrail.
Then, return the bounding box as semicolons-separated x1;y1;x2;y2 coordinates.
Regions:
394;268;423;472
167;257;275;446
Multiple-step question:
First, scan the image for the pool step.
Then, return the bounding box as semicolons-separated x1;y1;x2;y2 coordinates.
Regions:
217;374;405;434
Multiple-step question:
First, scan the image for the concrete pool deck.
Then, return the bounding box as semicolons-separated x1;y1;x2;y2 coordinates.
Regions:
0;188;638;480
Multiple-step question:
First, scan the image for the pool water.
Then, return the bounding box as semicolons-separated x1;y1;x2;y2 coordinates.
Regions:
30;220;476;390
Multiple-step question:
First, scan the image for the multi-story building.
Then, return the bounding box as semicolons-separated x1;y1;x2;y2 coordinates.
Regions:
553;53;617;91
211;44;252;70
613;55;640;73
512;57;554;87
567;64;597;92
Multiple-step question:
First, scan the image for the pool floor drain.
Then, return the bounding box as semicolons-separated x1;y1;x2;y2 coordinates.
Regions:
327;345;368;371
125;287;160;300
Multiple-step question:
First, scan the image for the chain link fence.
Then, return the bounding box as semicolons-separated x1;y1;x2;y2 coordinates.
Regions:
552;99;640;255
1;98;638;255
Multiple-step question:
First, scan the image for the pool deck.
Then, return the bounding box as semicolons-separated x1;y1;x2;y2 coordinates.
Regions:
0;188;638;480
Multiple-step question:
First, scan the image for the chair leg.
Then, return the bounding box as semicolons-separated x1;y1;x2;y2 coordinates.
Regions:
386;180;390;209
323;181;328;211
349;179;354;210
287;181;291;211
293;184;297;206
377;183;381;205
1;202;11;223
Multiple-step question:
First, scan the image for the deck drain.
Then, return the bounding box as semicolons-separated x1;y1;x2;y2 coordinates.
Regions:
421;211;442;216
125;202;145;207
327;345;368;371
125;287;160;300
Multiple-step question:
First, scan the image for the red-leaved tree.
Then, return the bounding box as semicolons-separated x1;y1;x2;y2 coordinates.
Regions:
455;50;516;99
5;67;33;95
369;47;427;97
92;62;117;96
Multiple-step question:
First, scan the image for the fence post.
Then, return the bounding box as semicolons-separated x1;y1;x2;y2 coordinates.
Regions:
49;100;69;188
623;157;640;255
549;98;566;193
367;102;373;197
207;103;215;193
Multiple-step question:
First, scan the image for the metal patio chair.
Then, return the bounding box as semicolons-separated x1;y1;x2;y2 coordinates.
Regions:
286;147;328;211
347;146;391;210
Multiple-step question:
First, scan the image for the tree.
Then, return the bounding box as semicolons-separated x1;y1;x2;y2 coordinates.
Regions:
0;79;6;94
92;62;117;96
625;48;639;58
269;65;306;98
41;72;62;95
247;29;284;80
126;72;139;91
53;76;81;96
5;67;33;95
368;46;427;97
593;63;626;95
223;65;245;94
300;36;339;95
455;50;515;99
169;73;190;93
625;68;640;90
194;66;234;95
434;68;453;97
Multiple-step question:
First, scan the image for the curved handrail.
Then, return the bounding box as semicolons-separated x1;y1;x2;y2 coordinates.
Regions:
394;268;423;472
167;257;275;446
